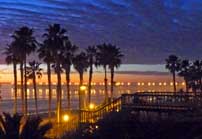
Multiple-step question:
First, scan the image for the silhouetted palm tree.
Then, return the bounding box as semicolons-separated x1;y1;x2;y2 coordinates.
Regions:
62;42;78;110
178;60;190;92
108;45;124;100
0;113;22;139
20;116;52;139
26;61;43;115
165;55;180;92
73;52;89;110
45;24;67;123
38;36;54;119
0;113;51;139
86;46;97;104
192;60;202;92
96;43;111;103
12;26;37;115
4;43;19;113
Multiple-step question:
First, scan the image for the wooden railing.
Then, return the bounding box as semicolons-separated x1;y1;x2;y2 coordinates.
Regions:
80;92;202;123
80;97;122;123
121;92;202;111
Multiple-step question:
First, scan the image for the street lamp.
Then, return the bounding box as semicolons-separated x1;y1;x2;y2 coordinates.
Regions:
63;114;70;122
89;103;95;110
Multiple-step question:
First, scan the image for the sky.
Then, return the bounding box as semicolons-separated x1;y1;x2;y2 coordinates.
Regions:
0;0;202;64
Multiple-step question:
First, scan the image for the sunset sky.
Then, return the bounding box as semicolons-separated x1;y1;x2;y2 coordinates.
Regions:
0;0;202;64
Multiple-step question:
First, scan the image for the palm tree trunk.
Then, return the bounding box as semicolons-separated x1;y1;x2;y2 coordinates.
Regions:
173;72;176;93
104;66;108;103
20;62;24;114
185;79;189;93
110;67;114;100
56;63;62;123
65;66;71;110
47;63;52;118
88;64;93;104
79;73;83;110
24;59;28;115
13;62;17;114
33;74;38;115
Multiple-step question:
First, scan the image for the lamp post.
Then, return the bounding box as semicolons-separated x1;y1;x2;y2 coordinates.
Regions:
79;85;87;124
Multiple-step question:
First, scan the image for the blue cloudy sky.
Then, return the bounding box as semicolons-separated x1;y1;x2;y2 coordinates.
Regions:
0;0;202;64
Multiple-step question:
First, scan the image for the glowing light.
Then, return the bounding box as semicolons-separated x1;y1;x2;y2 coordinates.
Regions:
80;86;87;91
170;82;173;86
127;82;131;86
148;82;151;86
141;83;144;86
89;103;95;110
152;82;155;86
63;114;70;122
116;82;121;86
95;125;99;129
163;82;166;86
182;82;185;86
137;82;141;86
159;82;162;86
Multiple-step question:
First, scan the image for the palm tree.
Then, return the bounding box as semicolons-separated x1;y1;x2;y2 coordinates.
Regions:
20;116;52;139
86;46;97;104
44;24;67;123
178;60;191;92
38;40;54;118
0;113;22;139
192;60;202;92
11;26;37;115
4;43;19;114
73;52;89;110
26;61;43;115
108;45;124;100
96;43;111;103
62;42;78;110
0;113;52;139
165;55;180;93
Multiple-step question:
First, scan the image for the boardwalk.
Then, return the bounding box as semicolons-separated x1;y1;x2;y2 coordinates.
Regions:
80;92;202;123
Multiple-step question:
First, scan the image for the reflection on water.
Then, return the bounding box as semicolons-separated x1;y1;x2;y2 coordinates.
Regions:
0;82;185;113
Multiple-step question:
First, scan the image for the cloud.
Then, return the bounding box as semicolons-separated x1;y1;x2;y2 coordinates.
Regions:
0;0;202;64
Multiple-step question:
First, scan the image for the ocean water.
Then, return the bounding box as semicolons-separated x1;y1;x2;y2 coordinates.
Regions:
0;64;185;114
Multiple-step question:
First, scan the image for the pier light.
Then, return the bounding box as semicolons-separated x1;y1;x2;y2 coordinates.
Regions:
80;85;87;91
141;83;144;86
182;82;185;86
116;82;121;86
137;82;141;86
148;82;151;86
159;82;162;86
63;114;70;122
163;82;167;86
170;82;173;86
127;82;131;86
152;82;155;86
121;82;124;85
89;103;95;110
95;125;99;129
175;82;178;85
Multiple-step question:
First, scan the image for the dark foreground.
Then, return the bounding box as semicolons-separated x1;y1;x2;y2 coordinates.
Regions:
61;110;202;139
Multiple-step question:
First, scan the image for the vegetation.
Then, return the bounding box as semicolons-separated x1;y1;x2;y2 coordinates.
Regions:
166;54;202;93
3;24;124;117
26;61;43;115
165;55;180;92
0;113;52;139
